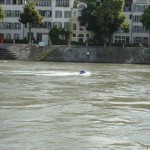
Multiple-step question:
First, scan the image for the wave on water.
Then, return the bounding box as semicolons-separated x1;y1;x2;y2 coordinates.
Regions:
0;70;91;77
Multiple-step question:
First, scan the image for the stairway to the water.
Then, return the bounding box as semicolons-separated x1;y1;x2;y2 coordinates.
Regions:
0;48;17;60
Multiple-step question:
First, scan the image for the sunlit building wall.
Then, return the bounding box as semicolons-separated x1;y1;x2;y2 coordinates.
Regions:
113;0;150;45
0;0;74;41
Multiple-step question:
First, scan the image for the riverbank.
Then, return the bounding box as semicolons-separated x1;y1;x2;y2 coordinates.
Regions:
1;44;150;64
42;45;150;64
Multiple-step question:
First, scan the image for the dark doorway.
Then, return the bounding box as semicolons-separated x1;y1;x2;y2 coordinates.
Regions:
79;38;83;43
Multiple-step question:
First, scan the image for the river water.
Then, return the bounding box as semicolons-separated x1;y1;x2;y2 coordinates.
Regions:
0;60;150;150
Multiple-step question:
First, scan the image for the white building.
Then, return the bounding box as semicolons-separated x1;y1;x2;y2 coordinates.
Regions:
0;0;74;42
0;0;24;41
72;0;150;45
113;0;150;45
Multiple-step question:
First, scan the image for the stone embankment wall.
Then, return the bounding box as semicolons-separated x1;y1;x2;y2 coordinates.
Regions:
1;44;32;60
5;44;150;64
43;45;150;64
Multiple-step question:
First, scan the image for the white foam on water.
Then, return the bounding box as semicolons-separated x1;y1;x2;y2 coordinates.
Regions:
0;70;91;77
37;71;91;76
80;71;91;76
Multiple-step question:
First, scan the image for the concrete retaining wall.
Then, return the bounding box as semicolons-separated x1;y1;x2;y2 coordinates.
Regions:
4;44;150;64
43;45;150;64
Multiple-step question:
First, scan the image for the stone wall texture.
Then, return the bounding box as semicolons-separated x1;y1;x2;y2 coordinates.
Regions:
3;44;150;64
42;45;150;64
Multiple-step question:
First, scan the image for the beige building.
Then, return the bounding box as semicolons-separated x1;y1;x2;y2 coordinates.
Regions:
71;1;94;44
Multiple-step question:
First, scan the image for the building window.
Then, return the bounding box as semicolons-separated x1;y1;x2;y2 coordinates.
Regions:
142;27;148;33
64;11;71;18
0;0;5;4
14;10;20;17
78;4;86;9
6;0;11;4
18;0;23;5
6;10;11;17
44;22;52;28
39;10;52;17
78;34;84;37
134;37;141;44
42;1;46;6
15;23;21;29
14;34;19;40
86;34;90;37
53;22;62;28
129;14;132;19
39;22;51;28
35;1;39;6
55;11;62;18
39;10;46;17
35;1;51;6
6;23;11;29
73;11;76;16
73;23;76;30
56;0;69;7
134;26;139;32
133;15;140;22
135;0;148;3
32;24;38;28
115;36;130;43
134;5;147;12
46;1;51;6
73;33;76;37
124;4;131;12
0;23;4;29
64;22;69;29
12;0;17;4
78;10;82;16
132;26;143;32
6;34;11;39
46;11;52;17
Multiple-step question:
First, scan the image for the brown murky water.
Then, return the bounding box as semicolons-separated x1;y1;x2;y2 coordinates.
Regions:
0;60;150;150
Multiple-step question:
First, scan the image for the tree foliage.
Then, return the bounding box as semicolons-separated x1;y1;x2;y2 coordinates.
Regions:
78;0;129;42
94;0;129;33
0;6;4;21
78;2;97;32
49;26;65;45
19;0;43;43
50;21;73;45
141;5;150;30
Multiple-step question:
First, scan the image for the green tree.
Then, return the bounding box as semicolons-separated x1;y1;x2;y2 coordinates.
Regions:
141;5;150;46
79;0;129;44
0;6;4;21
78;2;100;43
65;18;73;46
49;26;65;45
78;2;97;32
19;0;43;44
49;20;72;45
95;0;129;43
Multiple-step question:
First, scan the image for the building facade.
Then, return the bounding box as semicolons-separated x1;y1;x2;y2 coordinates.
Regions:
113;0;150;45
0;0;150;45
0;0;74;42
71;1;94;43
